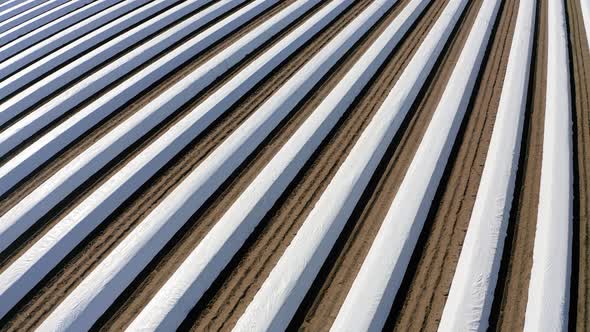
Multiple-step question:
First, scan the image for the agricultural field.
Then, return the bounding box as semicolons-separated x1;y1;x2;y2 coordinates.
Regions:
0;0;588;330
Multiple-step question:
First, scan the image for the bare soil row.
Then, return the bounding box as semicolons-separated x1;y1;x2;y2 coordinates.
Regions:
1;0;589;330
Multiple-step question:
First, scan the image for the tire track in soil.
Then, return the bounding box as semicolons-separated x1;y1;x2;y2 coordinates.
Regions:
166;1;460;330
0;0;182;108
286;0;485;330
382;0;519;330
0;1;307;330
488;0;546;330
564;0;589;329
0;0;264;267
92;0;385;329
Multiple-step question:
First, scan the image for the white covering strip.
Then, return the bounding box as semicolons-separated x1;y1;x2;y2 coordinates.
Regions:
0;0;122;62
334;1;501;331
0;0;60;33
32;2;328;330
0;0;176;85
128;0;427;330
0;0;336;321
0;0;89;45
439;0;534;330
234;0;469;331
0;0;271;254
582;0;590;47
523;0;573;330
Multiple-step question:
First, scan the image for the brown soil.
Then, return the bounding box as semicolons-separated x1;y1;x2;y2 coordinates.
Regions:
0;0;177;86
565;0;590;329
288;0;486;330
174;0;468;330
92;0;407;329
1;0;588;330
92;0;374;329
383;0;520;330
488;0;547;330
0;1;310;330
0;0;235;207
0;0;290;270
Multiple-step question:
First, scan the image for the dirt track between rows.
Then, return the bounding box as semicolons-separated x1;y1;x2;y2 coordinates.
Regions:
0;0;589;330
180;0;458;329
288;0;480;329
0;0;185;134
0;0;307;329
488;0;545;330
566;0;590;329
378;0;519;330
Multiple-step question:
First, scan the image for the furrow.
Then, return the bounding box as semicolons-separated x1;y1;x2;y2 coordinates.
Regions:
0;0;265;256
487;0;547;330
440;0;535;329
0;0;584;329
0;0;70;36
296;2;494;330
234;0;469;329
95;1;380;329
0;0;183;97
567;0;590;329
181;0;453;330
0;1;306;329
0;0;125;63
0;2;327;330
129;0;432;330
523;0;573;328
0;0;283;266
0;0;93;47
34;0;386;329
0;0;50;24
387;0;520;330
288;0;486;330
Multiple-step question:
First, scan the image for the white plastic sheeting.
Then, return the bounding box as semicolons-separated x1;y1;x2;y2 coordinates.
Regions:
0;0;214;128
439;0;534;330
0;0;123;62
234;0;469;330
0;0;338;322
0;0;66;34
333;0;500;330
582;0;590;47
128;0;428;329
0;0;90;45
524;0;573;330
0;0;182;88
35;0;394;329
31;1;336;330
0;0;242;195
0;0;273;254
0;0;39;17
